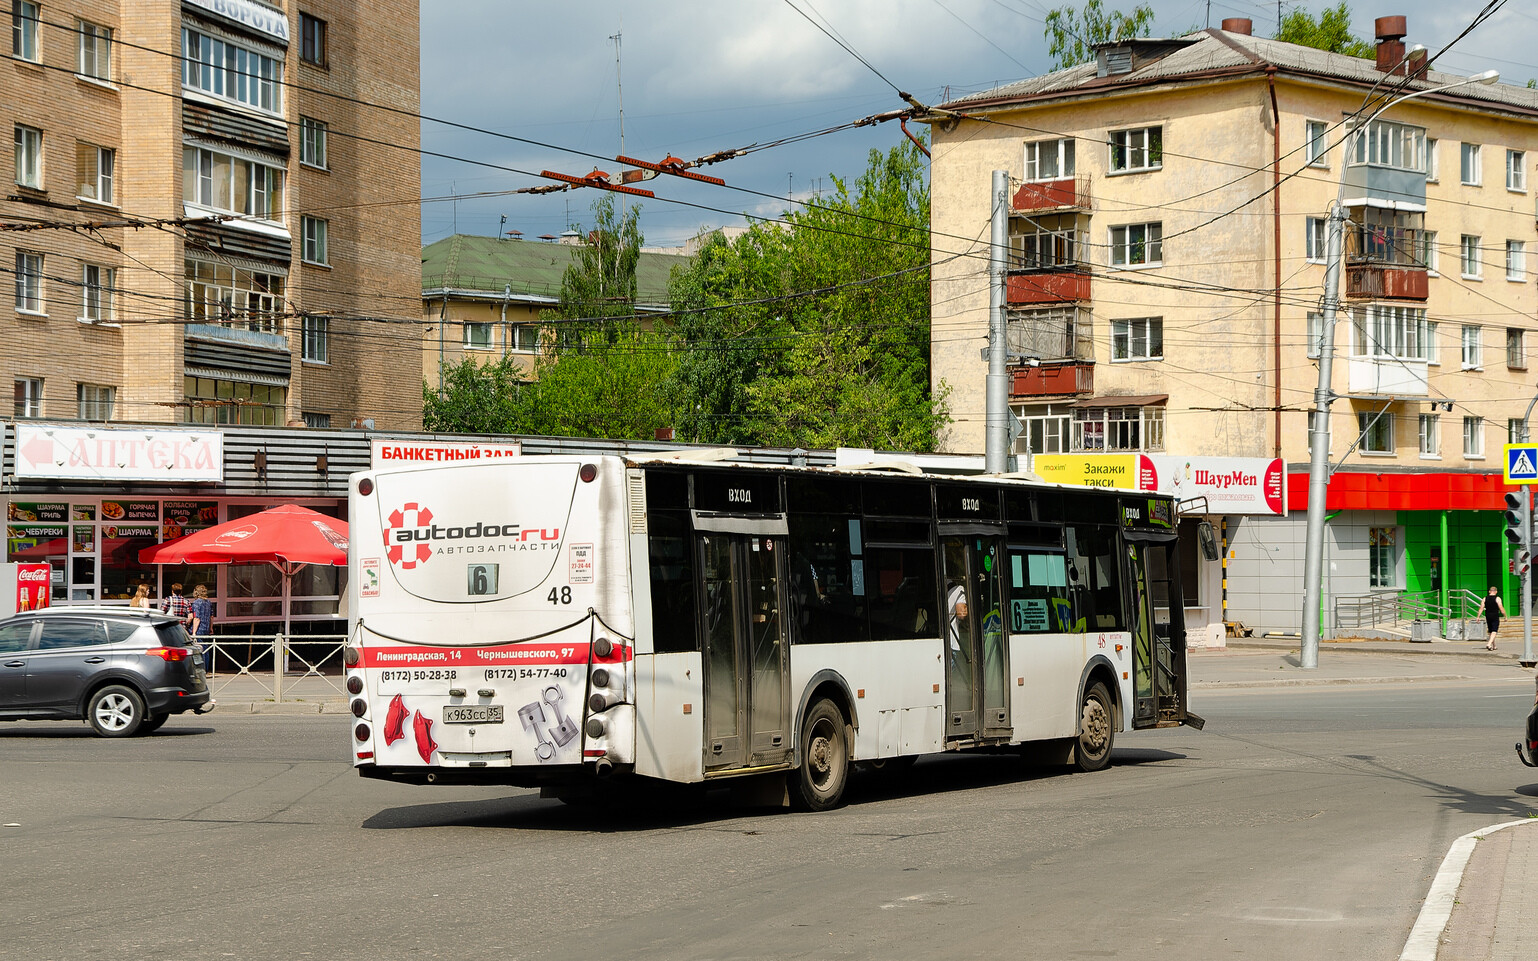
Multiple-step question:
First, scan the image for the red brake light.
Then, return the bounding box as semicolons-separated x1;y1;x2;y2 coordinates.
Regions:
579;463;597;483
146;647;190;662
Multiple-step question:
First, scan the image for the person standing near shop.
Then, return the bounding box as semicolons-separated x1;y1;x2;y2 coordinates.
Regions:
160;582;192;629
128;583;152;610
1479;586;1507;651
188;584;214;673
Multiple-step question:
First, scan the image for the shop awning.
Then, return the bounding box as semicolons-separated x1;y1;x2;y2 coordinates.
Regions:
1073;394;1168;408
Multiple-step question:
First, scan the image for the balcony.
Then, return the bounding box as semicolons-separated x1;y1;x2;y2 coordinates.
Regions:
1012;176;1091;213
1006;269;1091;306
1343;216;1427;301
1345;264;1428;300
1012;360;1094;398
1347;357;1428;396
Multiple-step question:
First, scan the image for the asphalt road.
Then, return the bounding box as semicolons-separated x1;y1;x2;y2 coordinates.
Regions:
3;668;1537;961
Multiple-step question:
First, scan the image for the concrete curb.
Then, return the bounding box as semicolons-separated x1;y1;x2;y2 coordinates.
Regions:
1399;819;1538;961
1193;674;1476;690
204;701;346;715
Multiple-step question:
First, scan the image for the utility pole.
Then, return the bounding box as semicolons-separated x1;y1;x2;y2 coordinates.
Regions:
985;170;1009;474
1300;198;1344;670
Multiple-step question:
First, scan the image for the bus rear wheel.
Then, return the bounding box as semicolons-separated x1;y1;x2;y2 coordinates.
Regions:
791;699;849;811
1073;681;1114;773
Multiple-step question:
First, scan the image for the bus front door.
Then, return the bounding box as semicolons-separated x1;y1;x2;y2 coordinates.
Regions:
699;533;792;773
1127;540;1189;728
941;534;1010;743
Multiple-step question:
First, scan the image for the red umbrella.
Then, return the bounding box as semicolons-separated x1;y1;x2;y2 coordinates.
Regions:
139;505;348;634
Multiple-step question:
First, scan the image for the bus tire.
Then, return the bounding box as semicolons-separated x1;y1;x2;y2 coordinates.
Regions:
791;698;849;811
1073;681;1114;773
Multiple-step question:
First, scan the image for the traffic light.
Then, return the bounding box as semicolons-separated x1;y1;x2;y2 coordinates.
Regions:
1506;492;1532;574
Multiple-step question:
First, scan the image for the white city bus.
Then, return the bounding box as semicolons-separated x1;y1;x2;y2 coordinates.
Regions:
344;453;1203;809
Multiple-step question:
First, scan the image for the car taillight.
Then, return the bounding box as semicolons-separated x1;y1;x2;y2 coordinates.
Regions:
146;647;190;661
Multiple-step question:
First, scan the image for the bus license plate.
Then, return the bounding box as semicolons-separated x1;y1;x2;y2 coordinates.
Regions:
443;704;503;724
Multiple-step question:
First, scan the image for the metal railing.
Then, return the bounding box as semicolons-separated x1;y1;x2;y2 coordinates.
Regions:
1332;588;1482;634
202;633;347;702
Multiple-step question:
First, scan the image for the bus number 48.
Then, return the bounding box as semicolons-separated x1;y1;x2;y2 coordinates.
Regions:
547;586;572;605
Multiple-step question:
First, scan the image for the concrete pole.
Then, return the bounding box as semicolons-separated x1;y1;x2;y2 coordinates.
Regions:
986;170;1009;474
1300;200;1345;669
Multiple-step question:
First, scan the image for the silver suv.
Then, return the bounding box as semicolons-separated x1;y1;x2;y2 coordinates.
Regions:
0;606;214;737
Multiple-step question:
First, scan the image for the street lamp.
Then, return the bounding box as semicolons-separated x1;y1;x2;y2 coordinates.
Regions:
1300;69;1499;669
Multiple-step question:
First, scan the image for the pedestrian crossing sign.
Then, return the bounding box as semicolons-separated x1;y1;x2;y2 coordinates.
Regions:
1506;444;1538;484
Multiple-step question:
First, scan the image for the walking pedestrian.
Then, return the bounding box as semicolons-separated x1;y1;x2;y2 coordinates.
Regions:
160;582;192;629
128;583;152;610
188;584;214;673
1479;586;1507;651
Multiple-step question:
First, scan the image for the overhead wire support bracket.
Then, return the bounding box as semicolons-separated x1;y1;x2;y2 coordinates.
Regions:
615;154;726;187
537;168;655;198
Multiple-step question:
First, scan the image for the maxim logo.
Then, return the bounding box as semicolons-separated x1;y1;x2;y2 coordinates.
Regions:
383;502;561;569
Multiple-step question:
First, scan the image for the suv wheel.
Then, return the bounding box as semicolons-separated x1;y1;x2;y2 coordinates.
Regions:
88;684;145;738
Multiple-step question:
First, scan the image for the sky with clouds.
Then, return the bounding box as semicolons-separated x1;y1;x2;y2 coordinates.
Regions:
418;0;1537;248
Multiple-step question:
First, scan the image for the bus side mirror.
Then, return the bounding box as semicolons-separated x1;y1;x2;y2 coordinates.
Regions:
1197;521;1219;562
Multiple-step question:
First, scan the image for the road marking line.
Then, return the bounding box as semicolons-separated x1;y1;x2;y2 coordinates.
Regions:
1399;818;1536;961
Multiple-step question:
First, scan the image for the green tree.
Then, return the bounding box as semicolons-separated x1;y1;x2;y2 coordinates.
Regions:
422;353;527;434
1043;0;1155;70
668;140;948;451
1273;2;1373;57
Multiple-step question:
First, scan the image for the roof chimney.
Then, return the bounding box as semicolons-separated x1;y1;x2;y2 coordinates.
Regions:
1375;16;1408;74
1220;18;1251;36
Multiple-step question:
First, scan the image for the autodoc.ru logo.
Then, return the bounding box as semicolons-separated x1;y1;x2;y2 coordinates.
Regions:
382;503;560;569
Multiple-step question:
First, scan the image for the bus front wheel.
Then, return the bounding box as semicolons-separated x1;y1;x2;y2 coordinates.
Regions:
791;698;849;811
1073;681;1114;773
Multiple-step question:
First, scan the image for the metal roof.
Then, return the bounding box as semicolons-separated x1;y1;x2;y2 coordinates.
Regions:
421;234;689;309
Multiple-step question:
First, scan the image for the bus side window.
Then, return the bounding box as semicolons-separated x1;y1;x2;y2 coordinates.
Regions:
787;513;868;645
1007;548;1067;635
867;545;937;640
1071;525;1126;632
648;512;699;654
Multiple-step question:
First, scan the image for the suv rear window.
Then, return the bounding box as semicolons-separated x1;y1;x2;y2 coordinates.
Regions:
106;621;142;644
154;622;192;647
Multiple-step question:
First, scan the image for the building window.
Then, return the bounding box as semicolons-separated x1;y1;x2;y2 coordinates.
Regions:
77;19;111;80
1425;138;1438;181
1507;240;1526;281
75;143;114;204
1307;311;1325;359
1461;235;1482;278
13;377;41;417
300;13;327;66
184;259;285;332
181;26;283;115
182;146;283;221
1419;230;1439;274
1464;416;1485;458
1419;414;1439;456
1461;325;1482;369
1510;418;1528;444
1460;142;1481;185
1509;328;1526;369
81;264;114;323
1350;305;1430;360
1109;126;1161;173
463;321;493;350
1072;405;1164;452
77;383;115;421
14;250;42;313
1109;222;1161;267
1508;150;1526;192
1009;216;1080;270
14;123;41;188
183;376;285;426
302;411;330;428
302;216;328;265
299;116;328;169
509;324;540;353
1023;138;1074;181
1426;321;1439;364
1111;317;1162;361
1016;403;1071;456
12;0;37;61
1357;411;1393;454
1368;527;1396;589
301;314;328;363
1305;120;1328;167
1349;120;1425;171
1305;217;1326;263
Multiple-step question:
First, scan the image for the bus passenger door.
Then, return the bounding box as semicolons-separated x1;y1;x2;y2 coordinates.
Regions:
941;534;1009;743
699;533;792;772
1127;540;1189;728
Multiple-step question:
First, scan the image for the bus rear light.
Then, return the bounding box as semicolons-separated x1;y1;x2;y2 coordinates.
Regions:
584;749;606;758
588;693;607;713
355;723;371;742
346;675;364;695
585;717;604;738
358;477;374;496
579;463;597;483
593;636;613;658
344;646;361;667
145;647;190;661
591;667;610;687
356;751;374;760
350;698;368;718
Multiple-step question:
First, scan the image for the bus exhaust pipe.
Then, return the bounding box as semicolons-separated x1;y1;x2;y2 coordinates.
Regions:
594;757;614;778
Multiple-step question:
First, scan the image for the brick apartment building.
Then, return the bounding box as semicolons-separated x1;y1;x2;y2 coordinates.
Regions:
5;0;421;431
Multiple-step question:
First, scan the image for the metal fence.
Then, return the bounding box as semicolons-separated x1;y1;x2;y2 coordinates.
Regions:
203;633;347;702
1331;588;1483;636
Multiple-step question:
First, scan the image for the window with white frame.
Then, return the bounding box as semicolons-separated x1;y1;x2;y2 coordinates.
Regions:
1510;418;1528;444
1507;240;1525;281
184;259;285;332
1461;234;1482;278
1073;405;1164;452
1109;222;1162;267
509;324;540;353
1419;230;1439;273
181;25;283;115
1368;527;1397;588
13;377;41;417
1460;142;1481;185
1307;311;1325;359
1464;415;1485;457
1009;215;1080;270
299;116;327;169
182;146;283;221
12;1;37;61
1426;321;1439;364
14;250;42;313
77;383;115;421
301;314;328;362
1350;305;1430;360
1109;126;1162;173
1462;325;1482;369
1305;120;1329;167
1306;217;1327;262
1349;119;1425;171
1425;137;1438;181
1016;402;1071;456
1419;414;1439;456
80;264;114;323
1508;328;1526;369
77;19;110;80
1111;317;1162;361
75;143;113;204
302;216;328;265
14;124;40;188
1508;150;1526;191
1357;410;1393;453
463;321;493;349
1023;138;1074;181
